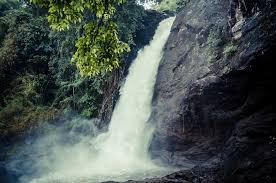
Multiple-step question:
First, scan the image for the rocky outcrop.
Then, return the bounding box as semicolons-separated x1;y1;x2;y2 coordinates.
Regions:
149;0;276;182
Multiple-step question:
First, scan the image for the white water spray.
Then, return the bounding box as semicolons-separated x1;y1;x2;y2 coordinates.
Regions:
92;16;175;173
136;0;156;9
11;17;175;183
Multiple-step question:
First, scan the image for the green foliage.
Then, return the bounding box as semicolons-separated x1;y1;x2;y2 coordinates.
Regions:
0;9;51;63
0;72;56;140
206;28;223;64
0;0;20;15
73;21;130;76
154;0;178;12
12;74;49;105
0;31;16;76
30;0;122;30
205;27;237;64
0;0;153;140
48;23;105;118
223;43;238;57
207;30;222;47
154;0;189;12
48;0;148;117
0;73;58;141
0;8;52;101
0;0;21;42
0;6;58;140
0;97;25;125
30;0;130;76
0;103;59;140
51;73;106;118
115;0;146;46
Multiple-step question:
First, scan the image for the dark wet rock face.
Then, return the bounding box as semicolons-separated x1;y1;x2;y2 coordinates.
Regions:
148;0;276;182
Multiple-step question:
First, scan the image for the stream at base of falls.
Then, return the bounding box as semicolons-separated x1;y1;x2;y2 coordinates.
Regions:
6;17;176;183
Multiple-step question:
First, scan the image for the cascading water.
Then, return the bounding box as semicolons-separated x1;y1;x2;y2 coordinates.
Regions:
136;0;156;9
91;16;175;174
7;17;175;183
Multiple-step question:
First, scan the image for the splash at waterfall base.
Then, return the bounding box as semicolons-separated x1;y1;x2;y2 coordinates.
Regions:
6;17;175;183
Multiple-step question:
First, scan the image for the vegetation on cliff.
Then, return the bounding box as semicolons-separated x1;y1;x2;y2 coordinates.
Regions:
0;0;160;142
153;0;189;13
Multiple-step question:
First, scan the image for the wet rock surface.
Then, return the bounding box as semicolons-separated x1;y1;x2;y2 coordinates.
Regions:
147;0;276;182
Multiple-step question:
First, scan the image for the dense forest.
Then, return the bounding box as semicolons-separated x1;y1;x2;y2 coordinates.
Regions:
0;0;172;143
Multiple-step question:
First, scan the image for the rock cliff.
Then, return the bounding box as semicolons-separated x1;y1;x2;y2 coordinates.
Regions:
149;0;276;182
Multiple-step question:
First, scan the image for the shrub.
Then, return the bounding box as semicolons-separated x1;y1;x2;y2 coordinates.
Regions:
223;44;238;57
154;0;190;12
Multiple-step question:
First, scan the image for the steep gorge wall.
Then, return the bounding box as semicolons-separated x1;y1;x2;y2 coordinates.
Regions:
149;0;276;182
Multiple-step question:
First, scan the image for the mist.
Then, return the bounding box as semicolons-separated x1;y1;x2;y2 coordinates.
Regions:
6;17;175;183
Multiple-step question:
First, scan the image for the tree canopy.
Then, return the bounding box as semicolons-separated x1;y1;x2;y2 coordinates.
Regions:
30;0;130;76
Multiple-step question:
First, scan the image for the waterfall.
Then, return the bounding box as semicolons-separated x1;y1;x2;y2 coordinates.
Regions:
136;0;156;9
92;16;175;172
9;17;175;183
